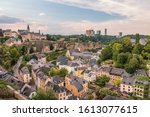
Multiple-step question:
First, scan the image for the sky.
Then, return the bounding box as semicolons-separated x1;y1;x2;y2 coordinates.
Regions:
0;0;150;35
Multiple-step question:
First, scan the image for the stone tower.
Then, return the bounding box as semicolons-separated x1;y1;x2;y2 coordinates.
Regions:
27;24;30;32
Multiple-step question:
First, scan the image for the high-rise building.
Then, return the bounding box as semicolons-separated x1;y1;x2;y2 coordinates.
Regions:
104;28;107;36
86;29;95;37
97;30;101;35
27;24;30;32
119;32;123;37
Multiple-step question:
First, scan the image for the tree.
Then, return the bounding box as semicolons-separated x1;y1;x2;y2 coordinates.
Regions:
132;44;143;54
135;33;140;44
144;43;150;53
49;43;54;50
50;67;59;76
117;53;128;65
121;37;132;52
59;68;68;78
33;89;56;100
112;43;123;53
100;46;113;61
129;58;139;68
112;79;121;87
125;64;135;74
95;76;110;87
30;46;34;53
21;46;27;55
125;58;139;73
96;88;120;100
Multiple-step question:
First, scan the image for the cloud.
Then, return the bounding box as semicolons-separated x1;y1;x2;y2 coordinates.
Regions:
44;0;150;35
39;13;46;16
45;0;144;18
0;15;23;24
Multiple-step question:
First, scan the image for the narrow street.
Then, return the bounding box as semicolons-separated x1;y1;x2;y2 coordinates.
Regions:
12;56;23;79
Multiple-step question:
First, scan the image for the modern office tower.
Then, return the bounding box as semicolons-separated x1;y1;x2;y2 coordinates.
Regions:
86;29;95;37
104;28;107;36
97;30;101;35
119;32;123;37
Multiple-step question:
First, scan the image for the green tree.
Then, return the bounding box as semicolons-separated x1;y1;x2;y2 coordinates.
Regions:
135;33;140;44
100;46;113;61
125;58;139;73
50;67;59;76
49;43;54;50
21;46;27;55
59;68;68;78
112;79;121;87
112;43;123;53
33;89;56;100
117;53;128;65
144;43;150;53
132;44;143;54
95;76;110;87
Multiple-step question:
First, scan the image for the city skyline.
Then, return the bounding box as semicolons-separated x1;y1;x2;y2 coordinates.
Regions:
0;0;150;35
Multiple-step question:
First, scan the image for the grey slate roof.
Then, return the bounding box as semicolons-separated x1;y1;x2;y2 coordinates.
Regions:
122;77;134;85
101;67;112;73
35;54;45;59
53;76;63;85
57;56;68;65
89;59;97;66
21;67;30;74
70;76;87;92
110;68;125;76
53;85;66;93
134;69;148;77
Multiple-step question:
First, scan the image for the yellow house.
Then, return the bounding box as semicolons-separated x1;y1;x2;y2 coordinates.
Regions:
65;76;88;98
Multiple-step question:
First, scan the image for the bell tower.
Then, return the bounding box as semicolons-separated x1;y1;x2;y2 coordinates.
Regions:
27;24;30;32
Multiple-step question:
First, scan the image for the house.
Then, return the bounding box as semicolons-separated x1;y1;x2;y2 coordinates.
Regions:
2;73;25;91
56;56;68;66
3;29;12;37
83;70;96;82
52;76;64;87
4;38;22;46
133;79;150;99
109;68;125;82
35;69;51;90
11;31;18;38
98;67;112;77
120;77;134;93
65;76;88;98
35;54;46;63
0;29;3;37
139;38;148;45
74;67;87;78
59;61;81;74
89;59;97;67
20;84;36;99
45;81;73;100
134;69;148;77
20;67;32;83
53;85;73;100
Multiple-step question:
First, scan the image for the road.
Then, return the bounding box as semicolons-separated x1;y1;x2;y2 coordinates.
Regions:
12;56;23;79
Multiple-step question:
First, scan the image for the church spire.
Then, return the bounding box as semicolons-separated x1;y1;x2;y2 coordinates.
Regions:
27;24;30;32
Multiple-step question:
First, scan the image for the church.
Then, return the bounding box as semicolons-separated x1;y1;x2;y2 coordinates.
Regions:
18;25;47;42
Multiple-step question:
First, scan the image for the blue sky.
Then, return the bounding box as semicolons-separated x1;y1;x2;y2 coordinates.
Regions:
0;0;150;35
